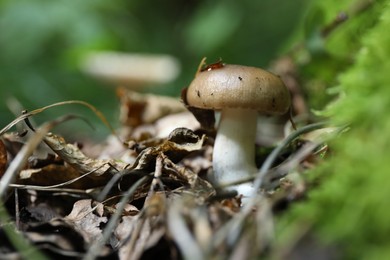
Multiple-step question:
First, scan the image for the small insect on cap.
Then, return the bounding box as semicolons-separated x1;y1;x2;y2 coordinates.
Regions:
186;64;291;115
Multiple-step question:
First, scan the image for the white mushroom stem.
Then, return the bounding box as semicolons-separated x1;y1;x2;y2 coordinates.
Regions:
213;108;257;197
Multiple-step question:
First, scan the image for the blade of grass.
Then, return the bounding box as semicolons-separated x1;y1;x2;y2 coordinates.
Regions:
0;100;119;142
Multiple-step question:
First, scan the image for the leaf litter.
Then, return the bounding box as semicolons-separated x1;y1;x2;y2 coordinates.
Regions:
0;81;336;259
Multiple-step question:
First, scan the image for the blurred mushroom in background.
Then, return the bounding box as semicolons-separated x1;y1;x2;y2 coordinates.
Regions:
80;51;181;89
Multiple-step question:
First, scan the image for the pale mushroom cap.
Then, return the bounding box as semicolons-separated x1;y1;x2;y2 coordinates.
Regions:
81;51;180;87
186;64;291;114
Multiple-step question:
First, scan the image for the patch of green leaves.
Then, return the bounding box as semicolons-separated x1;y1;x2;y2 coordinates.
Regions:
276;1;390;259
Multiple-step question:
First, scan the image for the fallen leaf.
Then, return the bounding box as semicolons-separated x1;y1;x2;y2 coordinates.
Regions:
65;199;107;244
118;216;166;260
18;163;111;189
119;128;214;200
118;89;186;127
42;131;128;177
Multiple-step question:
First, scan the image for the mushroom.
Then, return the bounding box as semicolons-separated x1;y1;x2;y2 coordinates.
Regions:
80;51;180;88
186;63;290;199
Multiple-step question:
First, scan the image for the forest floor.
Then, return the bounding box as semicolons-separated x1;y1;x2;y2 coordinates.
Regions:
0;76;331;259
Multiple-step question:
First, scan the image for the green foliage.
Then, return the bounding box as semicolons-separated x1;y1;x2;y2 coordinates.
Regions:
276;0;390;258
293;0;385;110
0;0;119;138
0;0;309;137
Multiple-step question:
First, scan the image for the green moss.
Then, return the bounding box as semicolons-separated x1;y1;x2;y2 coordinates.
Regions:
295;0;386;110
276;1;390;259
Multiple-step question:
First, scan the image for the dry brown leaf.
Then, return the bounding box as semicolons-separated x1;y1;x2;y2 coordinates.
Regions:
0;118;66;197
115;215;135;236
19;127;213;202
116;191;167;260
118;89;186;127
42;132;128;177
148;128;206;160
121;128;214;199
118;216;166;260
65;199;107;244
0;132;25;158
18;164;96;189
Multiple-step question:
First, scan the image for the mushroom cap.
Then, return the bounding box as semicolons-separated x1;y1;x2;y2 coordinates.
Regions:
186;64;291;115
81;51;180;87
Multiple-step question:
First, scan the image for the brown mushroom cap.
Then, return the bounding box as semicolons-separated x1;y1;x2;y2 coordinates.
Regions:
186;64;291;115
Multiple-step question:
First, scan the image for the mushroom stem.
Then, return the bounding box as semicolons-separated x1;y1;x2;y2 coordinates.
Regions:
213;108;257;197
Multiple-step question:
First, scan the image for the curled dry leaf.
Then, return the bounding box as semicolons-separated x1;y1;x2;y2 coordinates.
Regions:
126;128;208;173
42;132;128;178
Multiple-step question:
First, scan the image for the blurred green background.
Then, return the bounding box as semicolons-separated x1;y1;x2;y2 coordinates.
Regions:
2;0;390;258
0;0;309;139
